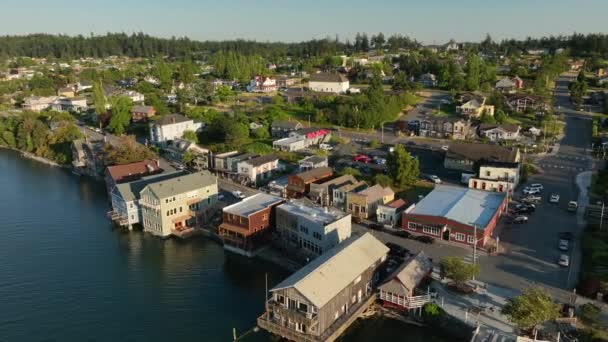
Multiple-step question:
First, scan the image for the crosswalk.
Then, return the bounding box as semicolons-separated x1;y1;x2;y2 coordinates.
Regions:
538;163;588;171
551;155;587;161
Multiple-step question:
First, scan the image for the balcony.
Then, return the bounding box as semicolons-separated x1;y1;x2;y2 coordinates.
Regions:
139;201;160;209
106;211;129;226
267;300;318;321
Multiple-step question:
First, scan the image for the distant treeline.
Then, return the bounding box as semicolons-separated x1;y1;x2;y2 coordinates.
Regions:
0;32;608;60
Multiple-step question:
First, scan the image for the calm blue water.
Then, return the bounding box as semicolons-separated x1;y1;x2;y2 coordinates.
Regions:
0;150;447;342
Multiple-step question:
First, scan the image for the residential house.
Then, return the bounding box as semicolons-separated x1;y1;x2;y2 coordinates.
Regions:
52;97;88;112
108;171;186;229
276;76;300;88
455;92;495;118
164;139;211;171
402;185;506;248
273;127;331;152
271;120;304;138
478;123;521;142
419;73;437;88
299;155;328;171
309;175;356;206
258;233;389;342
139;171;218;238
333;181;367;210
104;159;162;197
418;118;473;140
247;76;277;93
58;86;75;97
346;184;395;219
76;81;93;92
22;96;58;112
149;114;203;145
212;151;240;172
444;142;520;172
286;167;334;198
123;90;145;103
506;94;548;113
275;201;352;257
131;105;156;122
237;154;280;186
308;73;349;94
494;76;523;93
378;252;434;310
218;193;284;256
376;199;408;228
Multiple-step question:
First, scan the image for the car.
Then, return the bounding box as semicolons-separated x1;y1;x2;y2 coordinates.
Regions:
558;254;570;267
559;232;573;240
218;194;225;201
353;154;371;163
374;158;387;165
368;223;384;231
174;164;186;170
441;145;449;151
427;175;442;184
523;188;541;195
415;235;435;244
231;190;246;199
528;183;544;191
391;230;412;239
512;215;528;224
94;127;102;133
567;201;578;212
558;239;569;251
522;195;542;203
319;143;333;151
515;204;535;214
440;99;451;104
549;193;560;203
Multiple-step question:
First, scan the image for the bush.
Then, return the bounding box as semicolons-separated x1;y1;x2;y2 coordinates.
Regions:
423;302;440;317
579;303;601;326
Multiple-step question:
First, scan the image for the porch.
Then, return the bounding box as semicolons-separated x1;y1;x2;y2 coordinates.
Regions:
378;289;432;309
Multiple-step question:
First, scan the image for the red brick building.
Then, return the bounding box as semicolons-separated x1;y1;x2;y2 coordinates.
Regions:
218;193;284;256
286;167;333;198
131;105;156;122
401;185;506;248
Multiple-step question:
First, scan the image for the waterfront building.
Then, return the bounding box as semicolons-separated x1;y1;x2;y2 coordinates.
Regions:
378;252;433;310
139;171;218;238
104;159;162;197
258;233;388;341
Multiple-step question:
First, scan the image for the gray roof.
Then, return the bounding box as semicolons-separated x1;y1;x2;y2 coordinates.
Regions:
243;154;279;167
115;171;188;202
222;193;283;217
408;185;505;229
144;171;216;199
277;200;348;225
153;114;190;126
358;184;394;201
379;251;433;295
310;72;348;83
271;233;388;308
271;120;302;130
300;155;327;165
447;143;519;164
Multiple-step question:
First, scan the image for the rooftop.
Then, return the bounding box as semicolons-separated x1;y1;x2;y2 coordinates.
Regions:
271;120;302;130
479;123;520;133
277;200;348;225
300;155;327;165
115;171;188;202
379;251;433;294
381;198;408;209
293;167;333;183
106;159;161;182
407;185;506;229
358;184;394;200
447;143;519;164
310;72;348;83
271;233;388;308
153;113;190;126
223;193;284;217
243;154;279;167
145;171;217;199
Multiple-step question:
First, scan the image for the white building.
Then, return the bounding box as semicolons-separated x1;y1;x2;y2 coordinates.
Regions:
376;199;408;227
149;114;203;145
276;200;352;257
478;123;521;142
468;164;520;193
22;96;58;112
308;73;349;93
123;90;145;103
247;76;277;93
237;154;280;185
52;97;88;112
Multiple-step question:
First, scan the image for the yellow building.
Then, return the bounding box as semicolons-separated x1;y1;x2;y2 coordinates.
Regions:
346;184;394;219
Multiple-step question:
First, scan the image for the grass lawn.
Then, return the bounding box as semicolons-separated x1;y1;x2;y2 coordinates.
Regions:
394;180;435;203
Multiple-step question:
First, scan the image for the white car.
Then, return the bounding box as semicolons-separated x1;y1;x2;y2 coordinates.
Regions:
558;239;569;251
232;190;246;199
558;254;570;267
523;188;541;195
550;194;560;203
441;145;449;151
529;183;544;191
319;143;333;151
512;215;528;224
428;175;441;184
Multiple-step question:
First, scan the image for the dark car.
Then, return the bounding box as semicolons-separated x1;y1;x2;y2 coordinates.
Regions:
368;223;384;231
391;230;412;239
415;235;435;244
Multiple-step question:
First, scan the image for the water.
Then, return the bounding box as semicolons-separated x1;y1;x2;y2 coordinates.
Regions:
0;150;447;342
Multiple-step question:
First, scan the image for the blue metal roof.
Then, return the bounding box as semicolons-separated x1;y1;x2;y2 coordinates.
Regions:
410;185;505;229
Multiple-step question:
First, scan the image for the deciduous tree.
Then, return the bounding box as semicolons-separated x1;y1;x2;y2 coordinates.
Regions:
386;144;419;187
501;287;561;332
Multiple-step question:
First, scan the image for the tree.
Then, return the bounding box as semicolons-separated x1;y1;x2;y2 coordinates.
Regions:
386;144;419;187
368;139;380;149
440;257;480;284
464;53;482;91
182;150;195;166
182;130;198;143
371;33;385;49
107;96;133;135
479;110;496;124
373;174;392;187
501;287;561;332
570;80;588;108
101;136;157;166
495;109;508;124
92;81;107;115
152;58;173;92
225;121;250;147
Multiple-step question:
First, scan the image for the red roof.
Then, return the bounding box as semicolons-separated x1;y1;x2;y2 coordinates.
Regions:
106;159;161;182
386;198;407;209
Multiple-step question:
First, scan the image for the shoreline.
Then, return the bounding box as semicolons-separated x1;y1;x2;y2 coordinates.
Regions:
0;146;69;169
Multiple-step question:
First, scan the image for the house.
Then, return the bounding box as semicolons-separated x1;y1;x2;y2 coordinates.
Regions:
333;181;367;210
308;175;356;206
52;97;88;112
455;92;494;118
108;171;187;229
273;127;331;152
469;161;521;193
273;136;307;152
376;199;408;228
444;142;520;172
211;78;238;90
218;193;284;256
275;201;352;258
164;139;211;170
139;171;218;238
76;81;93;92
419;73;437;88
478;123;521;142
258;233;389;342
271;120;304;138
123;90;145;103
506;94;548;113
149;114;203;145
276;76;300;88
346;184;395;219
308;73;349;94
58;86;75;97
212;151;240;172
22;96;58;112
247;76;277;93
225;153;259;175
286;167;334;198
131;105;156;122
104;159;162;197
402;185;507;248
378;252;434;310
494;76;523;93
237;154;280;186
418;118;473;140
299;155;328;171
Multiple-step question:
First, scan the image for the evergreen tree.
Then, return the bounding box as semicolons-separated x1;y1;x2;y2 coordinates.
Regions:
387;144;419;187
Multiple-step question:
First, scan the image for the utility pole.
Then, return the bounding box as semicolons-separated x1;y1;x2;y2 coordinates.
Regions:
601;202;605;231
473;224;477;265
381;123;384;144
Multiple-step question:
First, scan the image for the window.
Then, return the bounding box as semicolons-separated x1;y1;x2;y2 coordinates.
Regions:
298;302;308;313
408;222;441;236
277;295;285;304
262;214;268;221
485;171;491;177
299;226;309;234
455;233;465;241
467;235;475;244
313;232;322;240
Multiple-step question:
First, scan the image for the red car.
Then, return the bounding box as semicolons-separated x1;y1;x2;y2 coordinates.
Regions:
353;154;371;163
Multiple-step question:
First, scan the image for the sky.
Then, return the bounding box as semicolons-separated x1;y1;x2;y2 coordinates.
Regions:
1;0;607;44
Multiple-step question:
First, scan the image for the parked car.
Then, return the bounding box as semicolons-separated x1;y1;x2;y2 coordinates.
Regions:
528;183;544;191
549;193;560;203
523;188;541;195
353;154;371;163
512;215;528;224
441;145;449;151
415;235;435;244
558;239;569;251
558;254;570;267
567;201;578;212
522;195;542;203
232;190;246;199
427;175;442;184
368;223;384;231
515;206;535;214
385;242;408;258
391;230;412;239
319;143;333;151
